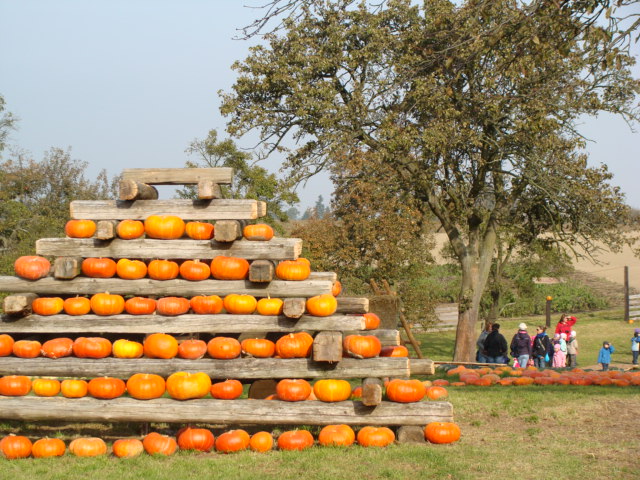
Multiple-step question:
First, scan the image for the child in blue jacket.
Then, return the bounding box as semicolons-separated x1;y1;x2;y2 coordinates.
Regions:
632;329;640;366
597;341;615;371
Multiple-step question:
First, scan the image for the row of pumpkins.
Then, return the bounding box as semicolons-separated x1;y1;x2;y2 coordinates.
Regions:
15;255;319;282
0;420;462;459
0;374;447;403
20;291;347;317
0;331;393;360
64;217;275;241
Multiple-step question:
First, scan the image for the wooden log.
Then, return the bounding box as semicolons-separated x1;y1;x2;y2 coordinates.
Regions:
336;297;369;314
214;220;243;242
343;329;400;346
0;313;366;333
409;359;436;376
121;168;233;185
118;180;159;201
197;180;222;200
36;237;303;260
95;220;118;240
247;379;277;399
0;357;410;379
396;426;427;444
248;260;274;283
69;199;260;220
313;331;343;363
0;397;453;426
53;257;83;280
258;201;267;217
283;298;307;319
361;378;383;407
0;276;332;298
2;293;38;317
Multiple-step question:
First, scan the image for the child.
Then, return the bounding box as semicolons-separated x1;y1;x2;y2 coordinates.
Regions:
597;341;615;371
631;329;640;366
559;333;568;352
566;331;578;368
552;343;566;368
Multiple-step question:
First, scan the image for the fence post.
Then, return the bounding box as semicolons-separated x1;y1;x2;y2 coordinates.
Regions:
624;266;630;323
545;296;552;328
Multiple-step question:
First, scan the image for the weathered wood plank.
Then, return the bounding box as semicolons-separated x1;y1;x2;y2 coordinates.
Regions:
118;180;159;201
0;313;366;333
53;257;83;279
95;220;118;240
248;260;274;283
282;298;307;319
121;168;233;185
396;426;427;444
336;297;369;314
343;329;400;346
36;237;302;260
197;180;222;200
0;396;453;425
361;378;383;407
0;357;410;379
313;331;343;363
69;200;261;220
2;294;38;316
0;276;333;297
409;359;436;376
213;220;243;242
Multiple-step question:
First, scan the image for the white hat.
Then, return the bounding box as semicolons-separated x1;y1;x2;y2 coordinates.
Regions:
518;323;527;330
570;330;577;337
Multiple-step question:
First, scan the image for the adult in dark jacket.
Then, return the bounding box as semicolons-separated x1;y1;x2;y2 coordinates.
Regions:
482;323;508;364
511;323;532;368
532;326;551;369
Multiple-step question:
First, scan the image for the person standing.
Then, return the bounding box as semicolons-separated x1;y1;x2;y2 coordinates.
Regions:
482;323;508;364
532;326;551;369
555;313;577;339
510;323;532;369
566;330;579;368
631;329;640;366
476;322;493;363
597;341;615;371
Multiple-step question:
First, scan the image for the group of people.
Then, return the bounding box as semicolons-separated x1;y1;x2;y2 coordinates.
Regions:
476;314;579;369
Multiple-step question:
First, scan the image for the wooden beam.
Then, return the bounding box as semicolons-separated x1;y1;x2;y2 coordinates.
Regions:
396;426;427;444
95;221;118;240
0;276;332;298
2;294;38;317
313;331;343;363
408;359;436;376
0;397;453;426
69;199;260;220
196;180;222;200
336;297;369;314
282;298;307;319
36;237;303;260
0;313;366;333
248;260;274;283
53;257;83;280
213;220;243;242
361;377;383;407
118;180;159;201
120;168;233;185
0;357;410;379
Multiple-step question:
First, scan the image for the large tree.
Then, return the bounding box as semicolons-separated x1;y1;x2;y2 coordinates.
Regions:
222;0;639;360
0;95;17;156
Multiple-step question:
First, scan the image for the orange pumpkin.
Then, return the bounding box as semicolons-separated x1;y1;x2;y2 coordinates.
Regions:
256;297;284;316
87;377;126;399
332;280;342;296
112;339;144;359
243;223;274;241
210;256;250;280
275;332;314;358
343;335;381;359
424;422;461;444
32;297;64;316
357;426;395;447
177;339;208;360
363;312;381;330
380;345;409;357
41;337;74;359
179;259;211;281
306;294;337;316
277;430;314;451
124;297;157;315
0;434;33;459
385;379;426;403
210;379;244;400
60;379;88;398
313;379;352;402
207;337;241;359
185;221;214;240
241;338;276;358
156;297;190;316
0;375;32;396
147;259;180;280
90;292;125;316
32;379;61;397
215;430;250;453
249;431;274;452
165;372;212;400
143;333;179;359
142;432;177;456
276;379;312;402
14;255;51;280
425;386;449;400
0;334;14;357
112;438;144;458
81;257;117;278
177;427;215;452
116;258;148;280
223;294;257;314
275;259;311;281
190;295;223;314
73;337;112;358
31;438;66;458
318;425;355;447
12;340;42;358
63;296;91;316
126;373;166;400
144;215;185;240
65;219;96;238
116;219;145;239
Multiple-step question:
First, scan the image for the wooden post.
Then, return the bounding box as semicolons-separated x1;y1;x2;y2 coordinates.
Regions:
545;296;552;328
624;266;630;323
312;331;343;363
380;280;424;359
361;378;383;406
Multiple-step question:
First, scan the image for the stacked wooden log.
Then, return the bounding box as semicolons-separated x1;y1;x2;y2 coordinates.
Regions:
0;168;448;438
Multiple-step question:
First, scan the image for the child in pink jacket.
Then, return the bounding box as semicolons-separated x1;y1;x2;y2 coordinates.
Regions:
552;343;566;368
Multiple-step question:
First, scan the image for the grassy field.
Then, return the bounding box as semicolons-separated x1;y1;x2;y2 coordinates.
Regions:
1;309;638;479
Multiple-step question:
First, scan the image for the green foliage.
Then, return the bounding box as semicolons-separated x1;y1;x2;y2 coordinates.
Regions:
0;95;16;156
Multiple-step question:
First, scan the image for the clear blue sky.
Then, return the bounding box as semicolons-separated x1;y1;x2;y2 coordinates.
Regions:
1;0;639;208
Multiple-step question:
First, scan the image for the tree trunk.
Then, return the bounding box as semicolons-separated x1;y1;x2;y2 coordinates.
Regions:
487;288;500;322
